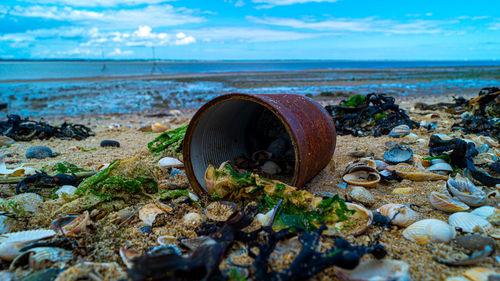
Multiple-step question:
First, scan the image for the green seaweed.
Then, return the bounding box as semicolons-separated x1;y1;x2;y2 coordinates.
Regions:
340;95;366;107
160;189;189;200
147;125;188;156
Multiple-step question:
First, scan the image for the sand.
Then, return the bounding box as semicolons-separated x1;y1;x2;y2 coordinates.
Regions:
0;95;499;281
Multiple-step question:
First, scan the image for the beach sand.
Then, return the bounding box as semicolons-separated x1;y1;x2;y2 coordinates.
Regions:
0;94;498;281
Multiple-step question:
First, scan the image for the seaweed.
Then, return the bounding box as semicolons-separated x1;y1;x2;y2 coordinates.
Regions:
147;125;187;156
160;189;189;200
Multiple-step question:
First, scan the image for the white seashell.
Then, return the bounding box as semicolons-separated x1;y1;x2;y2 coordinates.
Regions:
188;192;199;202
0;156;36;177
349;186;375;206
2;193;43;214
449;212;493;234
139;204;164;225
470;206;497;219
0;229;56;261
377;203;420;227
427;163;453;175
335;259;410;281
403;219;456;244
183;212;202;226
157;235;177;246
416;138;426;144
9;247;72;270
55;185;77;198
260;161;281;175
374;160;389;171
429;192;470;213
430;159;448;165
158;157;183;168
447;174;486;207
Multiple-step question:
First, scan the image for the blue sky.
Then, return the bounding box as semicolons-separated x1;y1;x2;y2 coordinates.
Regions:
0;0;499;60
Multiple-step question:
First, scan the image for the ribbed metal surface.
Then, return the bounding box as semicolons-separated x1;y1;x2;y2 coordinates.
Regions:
184;93;336;195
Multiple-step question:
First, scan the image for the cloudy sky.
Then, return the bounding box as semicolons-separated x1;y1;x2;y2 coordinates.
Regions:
0;0;499;60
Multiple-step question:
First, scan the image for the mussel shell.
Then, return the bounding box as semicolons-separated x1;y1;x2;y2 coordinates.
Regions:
383;145;413;164
429;192;470;213
403;219;456;244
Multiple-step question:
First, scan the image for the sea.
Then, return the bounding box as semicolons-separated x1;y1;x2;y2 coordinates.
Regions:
0;60;499;117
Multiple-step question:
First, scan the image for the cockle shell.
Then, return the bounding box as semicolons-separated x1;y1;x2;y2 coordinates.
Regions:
60;211;90;237
377;203;420;227
0;229;56;261
386;164;448;181
9;247;72;270
343;167;380;188
471;206;497;219
349;186;375;206
448;212;493;234
388;124;410;138
403;219;456;244
333;203;373;237
447;174;486;207
335;259;411;281
429;192;470;213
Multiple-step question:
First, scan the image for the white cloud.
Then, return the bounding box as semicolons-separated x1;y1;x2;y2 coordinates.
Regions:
19;0;172;7
490;21;500;30
181;27;324;42
108;48;133;55
7;5;205;28
252;0;338;8
225;0;246;7
175;32;196;45
248;16;449;34
56;48;93;55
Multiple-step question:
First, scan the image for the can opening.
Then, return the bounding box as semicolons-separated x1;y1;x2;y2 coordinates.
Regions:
190;99;296;192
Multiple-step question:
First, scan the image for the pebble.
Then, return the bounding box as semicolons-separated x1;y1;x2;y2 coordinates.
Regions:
25;146;54;159
140;225;152;235
392;187;414;194
152;123;169;132
158;157;183;168
55;185;77;198
0;136;14;146
100;140;120;147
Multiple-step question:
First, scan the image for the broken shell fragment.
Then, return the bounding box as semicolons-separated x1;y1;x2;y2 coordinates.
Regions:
377;203;420;227
386;164;448;181
436;235;496;266
255;199;282;227
182;212;203;226
447;174;486;207
335;203;373;237
348;186;375;206
403;219;456;244
60;211;90;237
139;204;165;226
335;259;410;281
448;212;493;234
383;145;413;164
343;159;377;174
9;246;72;270
429;192;470;213
343;167;380;188
0;229;56;261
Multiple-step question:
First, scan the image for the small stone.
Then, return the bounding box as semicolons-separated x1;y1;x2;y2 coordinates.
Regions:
158;157;183;168
183;212;202;226
392;187;414;194
152;123;169;133
138;125;152;132
55;185;77;198
388;125;410;138
25;146;54;159
0;136;14;146
140;225;152;234
100;140;120;147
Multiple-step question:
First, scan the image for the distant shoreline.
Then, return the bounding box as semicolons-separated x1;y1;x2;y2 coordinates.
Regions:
2;66;499;84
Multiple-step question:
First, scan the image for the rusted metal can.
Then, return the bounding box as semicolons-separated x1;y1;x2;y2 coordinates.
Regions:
183;93;336;196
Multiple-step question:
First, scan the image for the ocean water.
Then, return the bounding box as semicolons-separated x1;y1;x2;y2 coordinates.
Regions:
0;61;499;117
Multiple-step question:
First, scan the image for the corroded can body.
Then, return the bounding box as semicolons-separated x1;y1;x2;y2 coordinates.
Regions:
183;93;336;195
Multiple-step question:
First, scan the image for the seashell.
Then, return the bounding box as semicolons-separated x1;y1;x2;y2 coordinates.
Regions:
55;185;77;198
383;145;413;164
430;158;448;165
392;187;413;194
0;216;11;235
260;161;281;175
431;133;453;142
377;204;420;227
2;193;43;214
462;267;499;281
334;203;372;236
386;164;448;181
139;204;165;225
403;219;456;244
473;135;499;148
449;212;493;234
335;259;410;281
182;212;203;226
10;247;72;270
157;235;178;246
188;192;199;202
227;249;252;268
348;186;375;206
54;262;128;281
60;211;90;237
119;247;142;269
476;144;490;154
0;155;36;177
178;236;211;250
486;209;500;226
152;123;169;132
343;166;380;188
404;132;419;142
389;124;410;138
0;229;56;261
427;162;453;175
0;136;14;146
256;199;282;227
158;157;183;168
471;206;497;219
203;201;238;222
204;164;216;194
429;192;470;213
436;235;496;266
343;159;377;174
447;174;486;207
374;160;389;171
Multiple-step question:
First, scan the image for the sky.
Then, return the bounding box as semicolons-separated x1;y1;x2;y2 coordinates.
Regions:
0;0;499;60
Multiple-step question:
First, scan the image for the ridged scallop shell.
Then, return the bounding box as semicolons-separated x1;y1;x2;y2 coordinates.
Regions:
61;211;90;237
349;186;375;206
335;259;410;281
429;192;470;213
10;247;72;270
343;167;380;188
377;203;420;227
449;212;493;234
403;219;456;244
447;174;486;207
387;164;448;181
470;206;497;219
0;229;56;261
